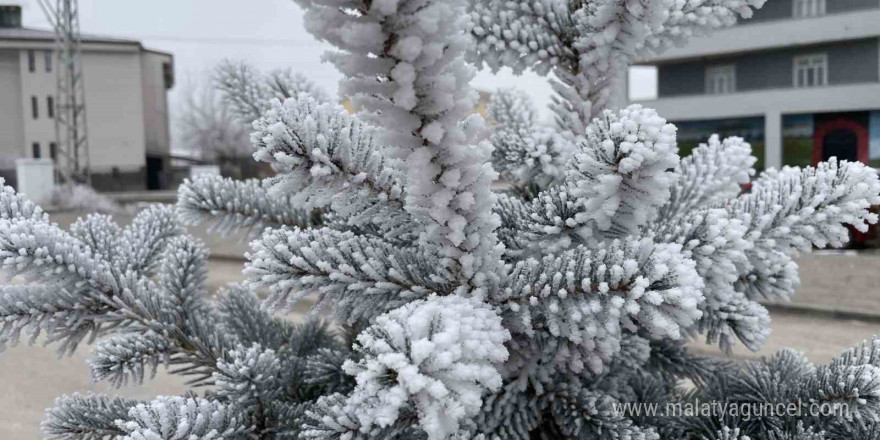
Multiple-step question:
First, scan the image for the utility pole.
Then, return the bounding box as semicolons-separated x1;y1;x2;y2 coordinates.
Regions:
37;0;90;184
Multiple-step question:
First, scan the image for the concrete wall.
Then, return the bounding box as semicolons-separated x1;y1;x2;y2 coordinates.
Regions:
81;50;147;172
829;38;880;84
657;38;880;97
0;49;23;172
749;0;794;23
643;8;880;64
828;0;880;14
657;63;705;97
140;51;172;156
749;0;880;23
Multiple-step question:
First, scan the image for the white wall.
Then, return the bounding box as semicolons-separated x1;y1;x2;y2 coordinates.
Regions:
0;49;23;170
140;51;171;156
81;50;147;172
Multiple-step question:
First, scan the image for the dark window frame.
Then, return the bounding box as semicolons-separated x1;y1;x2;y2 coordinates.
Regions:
47;96;54;119
31;96;38;119
27;49;35;73
32;143;41;159
44;50;52;73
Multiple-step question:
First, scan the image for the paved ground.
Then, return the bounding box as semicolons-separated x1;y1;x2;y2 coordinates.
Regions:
689;308;880;365
775;251;880;317
0;209;878;438
687;251;880;364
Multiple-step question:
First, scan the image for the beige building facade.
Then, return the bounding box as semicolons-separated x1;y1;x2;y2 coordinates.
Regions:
0;5;173;191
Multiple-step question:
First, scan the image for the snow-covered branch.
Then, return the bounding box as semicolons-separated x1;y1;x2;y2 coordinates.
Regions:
178;174;322;234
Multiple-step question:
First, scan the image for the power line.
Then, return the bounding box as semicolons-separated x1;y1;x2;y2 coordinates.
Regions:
128;34;326;47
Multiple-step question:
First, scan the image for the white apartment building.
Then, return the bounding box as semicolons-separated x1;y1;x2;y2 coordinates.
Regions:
0;5;174;191
634;0;880;172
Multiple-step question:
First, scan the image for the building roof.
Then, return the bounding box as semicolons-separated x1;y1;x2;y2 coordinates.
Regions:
0;26;173;61
0;26;140;45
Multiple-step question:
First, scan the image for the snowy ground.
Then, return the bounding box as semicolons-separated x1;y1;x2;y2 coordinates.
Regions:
0;210;878;438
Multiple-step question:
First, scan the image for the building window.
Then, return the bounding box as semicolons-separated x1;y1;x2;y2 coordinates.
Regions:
49;142;58;161
162;62;174;89
794;54;828;88
706;65;736;94
44;50;52;73
27;49;35;72
32;143;40;159
47;96;54;119
31;96;38;119
793;0;825;18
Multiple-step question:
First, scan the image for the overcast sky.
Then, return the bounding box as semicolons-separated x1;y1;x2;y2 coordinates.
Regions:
16;0;657;148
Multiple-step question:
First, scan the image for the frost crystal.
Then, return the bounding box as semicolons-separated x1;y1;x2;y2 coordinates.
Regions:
338;294;509;439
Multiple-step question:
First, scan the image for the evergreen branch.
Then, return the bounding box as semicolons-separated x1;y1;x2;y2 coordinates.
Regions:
42;393;138;440
469;0;765;127
118;204;185;275
156;235;210;314
215;59;329;124
0;217;113;288
729;159;880;300
499;106;682;256
303;348;356;397
502;238;703;374
653;208;769;352
214;344;284;407
563;105;680;240
493;192;534;256
89;330;173;387
264;401;309;440
88;282;233;387
324;294;509;440
657;135;755;224
488;87;540;134
246;227;450;323
491;125;575;192
251;95;412;240
116;396;252;439
0;179;47;221
475;382;541;440
177;174;322;234
70;214;124;261
298;0;504;291
540;382;660;439
216;285;295;350
251;96;402;207
645;340;732;386
0;285;109;355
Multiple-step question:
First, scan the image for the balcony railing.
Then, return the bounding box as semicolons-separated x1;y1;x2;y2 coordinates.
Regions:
640;7;880;64
633;83;880;120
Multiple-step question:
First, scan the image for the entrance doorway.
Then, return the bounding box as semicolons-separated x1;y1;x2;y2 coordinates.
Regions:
812;116;868;166
822;128;858;162
146;156;165;190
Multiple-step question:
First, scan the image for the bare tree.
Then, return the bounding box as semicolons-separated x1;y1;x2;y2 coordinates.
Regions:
214;60;330;124
176;61;329;178
176;76;251;177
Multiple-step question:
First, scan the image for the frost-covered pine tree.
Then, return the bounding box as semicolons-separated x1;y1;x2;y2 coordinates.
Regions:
3;0;880;439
